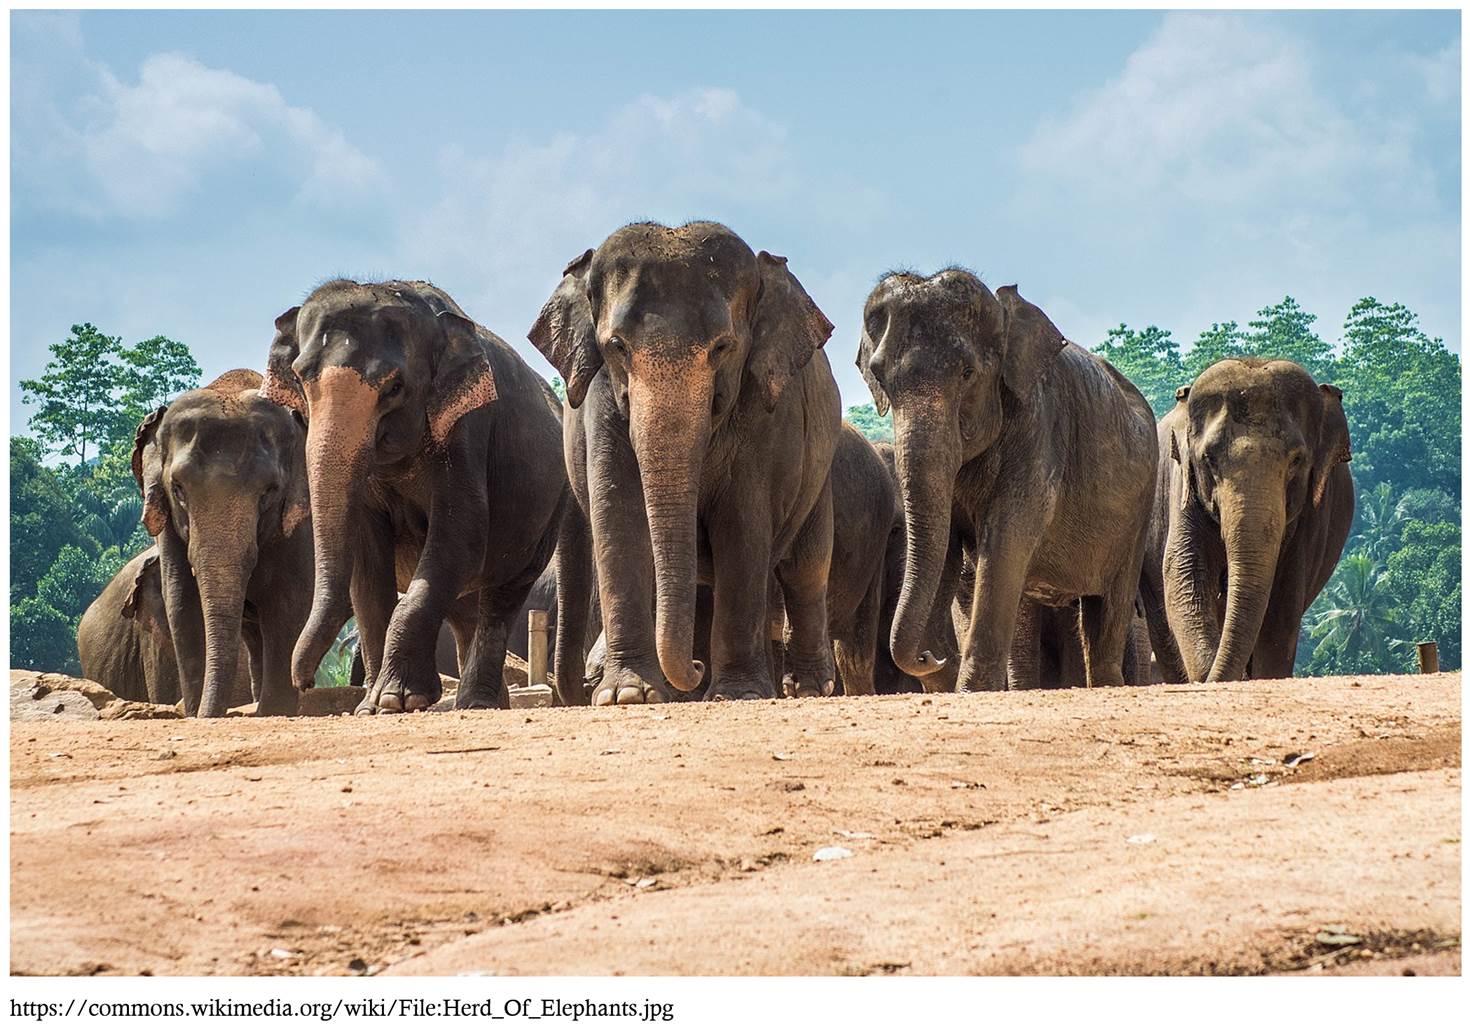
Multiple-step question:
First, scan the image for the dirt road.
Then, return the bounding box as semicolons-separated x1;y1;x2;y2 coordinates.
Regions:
9;673;1460;976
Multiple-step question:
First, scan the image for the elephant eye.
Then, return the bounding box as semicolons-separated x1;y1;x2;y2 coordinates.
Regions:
383;379;404;400
607;335;628;357
961;364;975;381
171;482;186;506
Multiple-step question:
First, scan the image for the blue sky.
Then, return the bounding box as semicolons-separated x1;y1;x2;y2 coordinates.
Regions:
9;9;1461;434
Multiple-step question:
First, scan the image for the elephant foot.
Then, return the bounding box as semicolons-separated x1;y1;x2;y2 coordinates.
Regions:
255;690;300;717
782;673;836;699
705;672;774;702
455;681;509;711
592;666;666;707
364;660;443;715
957;655;1008;693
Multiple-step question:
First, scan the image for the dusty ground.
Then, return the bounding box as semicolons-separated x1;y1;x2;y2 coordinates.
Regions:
9;672;1461;976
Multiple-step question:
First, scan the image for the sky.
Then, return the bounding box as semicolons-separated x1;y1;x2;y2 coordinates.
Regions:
8;9;1461;436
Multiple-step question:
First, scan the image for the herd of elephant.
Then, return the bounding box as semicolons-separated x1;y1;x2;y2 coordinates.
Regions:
75;221;1355;718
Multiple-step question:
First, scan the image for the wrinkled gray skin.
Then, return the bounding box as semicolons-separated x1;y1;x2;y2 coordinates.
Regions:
872;442;959;695
858;270;1158;691
133;370;312;717
1143;358;1354;682
262;280;589;714
530;221;842;704
78;547;256;706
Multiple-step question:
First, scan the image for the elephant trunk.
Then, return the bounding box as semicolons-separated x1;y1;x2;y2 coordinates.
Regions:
189;502;259;718
889;408;959;678
1163;504;1224;682
629;375;710;693
291;368;378;690
1208;485;1285;682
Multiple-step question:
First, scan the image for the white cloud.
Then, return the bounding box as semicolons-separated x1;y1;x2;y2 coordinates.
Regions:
1009;12;1458;353
401;87;867;363
12;27;383;221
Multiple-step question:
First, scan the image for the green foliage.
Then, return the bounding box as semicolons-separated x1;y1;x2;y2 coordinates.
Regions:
1244;296;1336;383
19;324;128;466
37;544;127;626
846;403;893;443
10;597;78;674
315;619;359;688
548;376;567;403
1093;324;1184;418
118;335;202;424
10;439;96;603
1304;554;1404;675
1183;321;1248;381
1381;520;1461;672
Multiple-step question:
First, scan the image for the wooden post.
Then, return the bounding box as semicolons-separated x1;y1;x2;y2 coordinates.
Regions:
528;609;550;687
1416;641;1439;675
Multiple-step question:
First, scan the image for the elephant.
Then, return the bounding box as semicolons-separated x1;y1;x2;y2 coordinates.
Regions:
857;269;1158;692
132;369;313;717
529;220;842;704
77;547;257;707
1141;357;1354;682
262;279;589;714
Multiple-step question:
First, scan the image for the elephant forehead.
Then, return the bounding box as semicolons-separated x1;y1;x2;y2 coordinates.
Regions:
606;276;737;345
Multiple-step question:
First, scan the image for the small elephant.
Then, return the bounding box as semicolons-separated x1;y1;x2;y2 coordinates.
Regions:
858;270;1158;692
77;547;257;707
132;370;313;717
1143;358;1354;682
530;221;842;704
263;280;588;714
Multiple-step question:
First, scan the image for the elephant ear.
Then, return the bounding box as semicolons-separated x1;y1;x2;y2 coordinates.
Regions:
748;251;834;412
528;249;602;409
428;310;498;448
121;551;168;640
260;306;306;415
996;285;1066;400
855;314;889;416
1311;383;1352;507
131;406;170;537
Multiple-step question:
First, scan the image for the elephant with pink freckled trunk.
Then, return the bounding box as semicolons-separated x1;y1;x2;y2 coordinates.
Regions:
262;280;590;715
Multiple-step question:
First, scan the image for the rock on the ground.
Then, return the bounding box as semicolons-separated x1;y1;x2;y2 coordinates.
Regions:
10;670;120;722
98;699;183;721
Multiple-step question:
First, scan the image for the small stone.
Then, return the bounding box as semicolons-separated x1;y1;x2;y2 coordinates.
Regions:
813;846;853;862
347;958;368;974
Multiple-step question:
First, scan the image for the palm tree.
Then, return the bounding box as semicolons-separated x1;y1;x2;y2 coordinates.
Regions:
1352;482;1405;562
1308;554;1405;672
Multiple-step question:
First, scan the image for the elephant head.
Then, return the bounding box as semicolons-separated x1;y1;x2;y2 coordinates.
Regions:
857;269;1064;678
259;280;498;691
1164;358;1351;682
131;371;309;717
529;221;832;692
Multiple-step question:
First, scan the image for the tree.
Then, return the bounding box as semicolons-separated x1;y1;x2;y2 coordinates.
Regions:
10;438;97;603
1182;320;1248;381
548;377;567;404
36;544;126;626
1380;520;1461;671
1333;297;1461;503
19;324;128;466
1245;296;1336;383
1305;554;1405;675
1351;482;1405;562
1092;324;1185;417
846;403;893;443
118;335;200;423
9;597;78;674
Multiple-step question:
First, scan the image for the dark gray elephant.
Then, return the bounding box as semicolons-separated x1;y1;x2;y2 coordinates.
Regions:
529;221;841;704
132;370;312;717
857;269;1158;692
77;547;257;707
1142;357;1354;682
262;279;589;714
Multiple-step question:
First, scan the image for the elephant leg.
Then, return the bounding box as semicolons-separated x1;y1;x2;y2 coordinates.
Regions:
377;479;489;714
836;568;882;697
1007;598;1041;691
1250;566;1307;680
706;501;778;702
959;524;1039;693
255;611;301;717
350;510;400;716
1078;577;1134;687
552;496;594;707
775;484;836;700
920;540;964;694
1123;615;1153;685
242;619;264;704
1140;553;1188;683
587;414;662;707
157;530;205;717
453;587;518;711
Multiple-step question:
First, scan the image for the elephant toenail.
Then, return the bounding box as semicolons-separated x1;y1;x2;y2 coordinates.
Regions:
378;693;402;712
616;686;646;705
405;694;430;712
